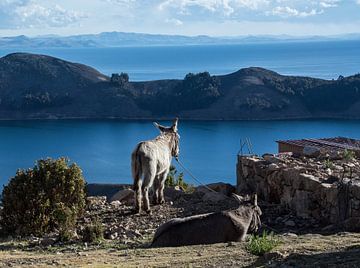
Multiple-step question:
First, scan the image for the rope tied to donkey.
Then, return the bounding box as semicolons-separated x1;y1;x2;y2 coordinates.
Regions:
175;157;280;233
175;157;218;194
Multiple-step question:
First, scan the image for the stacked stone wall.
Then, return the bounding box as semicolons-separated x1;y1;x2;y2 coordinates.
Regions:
237;155;360;226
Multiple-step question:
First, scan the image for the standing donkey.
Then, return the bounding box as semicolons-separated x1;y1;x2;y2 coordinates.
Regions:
131;118;180;214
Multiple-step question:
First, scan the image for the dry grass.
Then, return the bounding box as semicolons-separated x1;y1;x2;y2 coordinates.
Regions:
1;232;360;267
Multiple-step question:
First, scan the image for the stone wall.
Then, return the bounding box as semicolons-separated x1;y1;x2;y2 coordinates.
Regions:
236;155;360;227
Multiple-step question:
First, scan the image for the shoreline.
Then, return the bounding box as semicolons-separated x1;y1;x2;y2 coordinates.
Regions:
1;116;360;122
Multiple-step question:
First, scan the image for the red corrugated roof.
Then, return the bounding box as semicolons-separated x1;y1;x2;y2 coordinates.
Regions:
276;136;360;151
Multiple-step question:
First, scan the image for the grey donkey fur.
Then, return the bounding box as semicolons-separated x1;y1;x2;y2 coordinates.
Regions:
132;118;180;213
151;194;261;247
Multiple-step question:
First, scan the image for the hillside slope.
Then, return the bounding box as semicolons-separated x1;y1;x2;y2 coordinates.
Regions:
0;53;360;120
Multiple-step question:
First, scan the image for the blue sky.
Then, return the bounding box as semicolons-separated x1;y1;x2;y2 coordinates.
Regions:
0;0;360;36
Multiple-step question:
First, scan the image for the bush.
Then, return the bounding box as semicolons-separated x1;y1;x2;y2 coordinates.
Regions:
82;219;104;243
1;158;86;238
165;165;190;191
343;149;356;161
324;159;334;169
246;231;280;256
175;72;221;110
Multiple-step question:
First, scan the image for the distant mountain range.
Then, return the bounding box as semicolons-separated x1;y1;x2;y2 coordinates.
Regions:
0;52;360;120
1;32;360;48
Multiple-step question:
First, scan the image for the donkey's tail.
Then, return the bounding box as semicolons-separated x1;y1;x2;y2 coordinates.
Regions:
131;143;143;190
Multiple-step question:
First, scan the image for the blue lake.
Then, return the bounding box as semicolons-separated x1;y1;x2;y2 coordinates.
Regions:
1;41;360;187
1;119;360;187
1;40;360;81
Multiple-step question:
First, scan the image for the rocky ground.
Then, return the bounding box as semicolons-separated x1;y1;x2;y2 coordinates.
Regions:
2;184;360;267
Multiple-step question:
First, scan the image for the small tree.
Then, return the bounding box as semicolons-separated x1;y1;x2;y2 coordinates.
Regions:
1;158;86;238
110;72;129;86
165;165;189;191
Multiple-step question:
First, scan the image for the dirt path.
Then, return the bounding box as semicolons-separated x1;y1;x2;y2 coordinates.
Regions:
1;232;360;267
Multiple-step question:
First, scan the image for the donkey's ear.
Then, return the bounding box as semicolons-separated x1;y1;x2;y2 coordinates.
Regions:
153;122;167;133
172;118;179;132
252;193;258;206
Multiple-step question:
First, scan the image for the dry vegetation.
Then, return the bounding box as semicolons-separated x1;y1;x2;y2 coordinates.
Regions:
1;232;360;267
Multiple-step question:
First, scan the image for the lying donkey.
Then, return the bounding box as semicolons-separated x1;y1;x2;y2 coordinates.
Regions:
151;193;261;247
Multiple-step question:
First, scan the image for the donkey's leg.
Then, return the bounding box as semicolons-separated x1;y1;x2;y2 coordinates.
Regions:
158;171;169;204
134;177;143;213
142;181;153;213
142;162;156;213
152;175;161;205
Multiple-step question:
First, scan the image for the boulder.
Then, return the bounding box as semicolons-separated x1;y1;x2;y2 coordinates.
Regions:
164;186;185;200
109;189;134;205
291;190;311;218
268;163;279;171
202;191;228;202
293;174;321;191
282;167;302;186
350;181;360;200
206;182;236;196
341;217;360;232
86;196;107;206
195;185;211;195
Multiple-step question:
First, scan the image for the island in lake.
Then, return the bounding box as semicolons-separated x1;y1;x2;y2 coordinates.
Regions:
0;52;359;120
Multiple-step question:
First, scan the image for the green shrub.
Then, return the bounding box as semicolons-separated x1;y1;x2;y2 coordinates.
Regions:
324;159;334;169
82;219;104;243
1;157;86;237
165;165;192;191
343;149;356;161
246;231;280;256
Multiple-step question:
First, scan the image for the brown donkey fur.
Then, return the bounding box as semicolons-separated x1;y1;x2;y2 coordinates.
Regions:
151;194;262;247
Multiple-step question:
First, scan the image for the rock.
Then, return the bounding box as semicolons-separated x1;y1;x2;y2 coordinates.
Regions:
293;174;321;191
164;186;184;200
291;190;311;218
86;196;107;206
268;163;279;171
263;251;285;261
110;232;118;240
282;167;302;186
282;232;298;237
110;200;121;206
303;146;321;158
341;217;360;231
109;189;134;205
284;220;296;227
40;236;57;247
206;182;236;196
263;154;282;164
202;191;228;202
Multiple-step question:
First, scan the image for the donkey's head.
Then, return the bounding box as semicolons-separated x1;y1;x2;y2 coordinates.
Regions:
153;118;180;157
232;193;262;232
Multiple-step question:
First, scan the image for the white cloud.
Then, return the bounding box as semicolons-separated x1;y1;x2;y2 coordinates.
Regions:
270;6;322;18
165;18;183;26
103;0;136;6
318;0;341;8
158;0;341;19
0;0;87;29
158;0;270;16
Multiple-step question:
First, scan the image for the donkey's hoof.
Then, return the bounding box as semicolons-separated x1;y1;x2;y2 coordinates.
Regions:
132;207;141;215
145;209;152;215
159;199;165;204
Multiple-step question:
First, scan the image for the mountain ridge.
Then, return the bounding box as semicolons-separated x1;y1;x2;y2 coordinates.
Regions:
0;52;360;120
1;32;360;48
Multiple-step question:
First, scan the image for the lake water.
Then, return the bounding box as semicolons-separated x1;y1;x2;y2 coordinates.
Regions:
1;41;360;187
1;119;360;187
1;40;360;81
